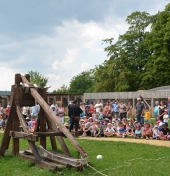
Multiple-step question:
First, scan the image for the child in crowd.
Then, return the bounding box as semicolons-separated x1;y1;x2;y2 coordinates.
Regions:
142;122;152;140
122;118;127;129
163;109;169;125
92;110;97;121
117;123;126;138
134;124;142;138
79;119;85;131
112;114;119;123
151;125;160;139
104;123;115;137
82;122;91;137
159;123;170;140
94;121;102;137
91;120;98;137
29;117;36;133
98;108;104;120
144;108;151;122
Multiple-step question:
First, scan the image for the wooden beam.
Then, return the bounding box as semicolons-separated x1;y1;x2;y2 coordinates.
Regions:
18;152;61;171
10;131;38;141
35;131;65;137
46;118;57;151
24;74;30;82
0;85;16;156
21;75;88;158
15;74;21;85
16;105;42;161
38;88;47;149
37;146;82;167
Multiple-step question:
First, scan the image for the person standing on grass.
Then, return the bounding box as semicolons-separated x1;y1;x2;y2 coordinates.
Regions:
136;98;144;123
158;100;166;122
94;100;103;119
153;101;159;121
163;109;169;125
58;103;65;124
68;100;82;138
110;100;119;118
127;102;133;119
30;102;40;120
50;100;58;116
117;100;128;120
144;107;151;122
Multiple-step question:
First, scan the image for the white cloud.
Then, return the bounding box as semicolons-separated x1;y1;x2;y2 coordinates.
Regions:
0;67;16;90
81;62;90;70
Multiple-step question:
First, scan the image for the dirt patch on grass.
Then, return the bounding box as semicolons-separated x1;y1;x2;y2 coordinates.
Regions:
79;136;170;148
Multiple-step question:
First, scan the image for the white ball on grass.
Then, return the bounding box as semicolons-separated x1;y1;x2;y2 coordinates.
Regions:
96;155;103;159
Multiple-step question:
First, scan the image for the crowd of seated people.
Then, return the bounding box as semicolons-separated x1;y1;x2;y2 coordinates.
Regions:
66;97;170;140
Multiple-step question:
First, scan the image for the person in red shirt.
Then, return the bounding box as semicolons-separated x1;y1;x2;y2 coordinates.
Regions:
89;104;94;117
5;105;10;118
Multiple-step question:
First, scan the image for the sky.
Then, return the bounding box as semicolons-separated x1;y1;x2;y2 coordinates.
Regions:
0;0;169;92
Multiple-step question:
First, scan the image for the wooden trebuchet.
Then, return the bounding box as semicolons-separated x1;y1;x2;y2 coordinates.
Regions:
0;73;88;172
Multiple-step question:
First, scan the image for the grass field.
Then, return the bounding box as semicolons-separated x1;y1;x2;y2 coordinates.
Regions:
0;133;170;176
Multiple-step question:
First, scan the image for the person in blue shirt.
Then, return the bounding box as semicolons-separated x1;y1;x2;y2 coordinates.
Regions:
110;100;119;118
117;123;126;138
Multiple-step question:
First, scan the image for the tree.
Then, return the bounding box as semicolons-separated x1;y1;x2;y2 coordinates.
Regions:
141;4;170;89
69;70;95;94
29;71;51;90
52;84;69;94
93;11;154;92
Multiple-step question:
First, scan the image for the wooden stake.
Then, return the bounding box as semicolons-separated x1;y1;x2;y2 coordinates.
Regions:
0;85;16;156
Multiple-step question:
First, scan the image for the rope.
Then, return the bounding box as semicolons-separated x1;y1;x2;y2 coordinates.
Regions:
88;157;165;176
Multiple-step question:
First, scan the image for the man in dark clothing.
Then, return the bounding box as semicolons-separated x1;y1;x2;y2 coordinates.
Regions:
68;100;82;137
136;98;144;123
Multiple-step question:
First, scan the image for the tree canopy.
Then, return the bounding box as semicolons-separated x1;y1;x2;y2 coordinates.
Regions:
29;71;50;90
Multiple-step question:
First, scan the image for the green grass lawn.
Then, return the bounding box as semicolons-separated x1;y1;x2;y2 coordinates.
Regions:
0;133;170;176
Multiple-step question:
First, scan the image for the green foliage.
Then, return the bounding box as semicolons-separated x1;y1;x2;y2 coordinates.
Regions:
94;11;154;92
52;84;69;94
69;70;95;94
29;71;50;90
141;4;170;89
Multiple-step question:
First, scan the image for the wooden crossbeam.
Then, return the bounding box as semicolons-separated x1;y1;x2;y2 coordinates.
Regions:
9;131;38;141
21;75;88;158
35;131;65;137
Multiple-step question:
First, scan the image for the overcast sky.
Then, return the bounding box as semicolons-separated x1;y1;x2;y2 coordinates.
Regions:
0;0;169;91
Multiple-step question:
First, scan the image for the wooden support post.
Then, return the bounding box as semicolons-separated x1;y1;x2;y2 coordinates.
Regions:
12;87;20;155
38;88;47;149
0;85;16;156
21;75;88;158
15;74;21;85
46;118;57;151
